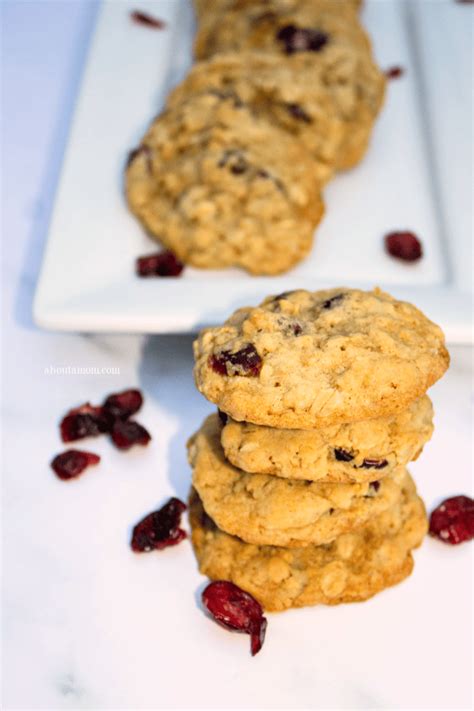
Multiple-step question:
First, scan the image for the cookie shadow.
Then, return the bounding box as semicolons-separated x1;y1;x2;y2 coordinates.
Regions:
138;333;211;501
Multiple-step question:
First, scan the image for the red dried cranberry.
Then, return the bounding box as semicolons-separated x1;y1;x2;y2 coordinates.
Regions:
276;25;328;54
136;250;184;277
286;103;312;123
60;403;110;442
370;480;381;492
209;344;262;377
103;389;143;420
334;448;354;462
292;323;303;336
361;459;388;469
385;231;423;262
51;450;100;480
131;498;187;552
429;495;474;545
111;420;151;450
202;581;267;656
385;65;405;79
323;294;344;309
130;10;166;28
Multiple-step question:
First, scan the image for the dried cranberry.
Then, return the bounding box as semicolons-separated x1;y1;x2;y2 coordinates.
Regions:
130;10;166;29
218;409;228;425
60;403;110;442
361;458;388;469
110;420;151;450
385;65;405;79
385;231;423;262
286;103;312;123
209;344;262;377
292;323;303;336
429;495;474;545
131;498;187;552
322;294;344;309
202;581;267;656
136;250;184;277
370;480;381;492
276;25;328;54
334;448;354;462
51;450;100;481
103;388;143;420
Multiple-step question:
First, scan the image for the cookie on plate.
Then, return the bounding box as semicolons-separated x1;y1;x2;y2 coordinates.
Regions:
168;50;384;184
126;92;324;275
188;414;405;547
221;395;434;482
194;0;368;60
193;288;449;429
189;471;427;611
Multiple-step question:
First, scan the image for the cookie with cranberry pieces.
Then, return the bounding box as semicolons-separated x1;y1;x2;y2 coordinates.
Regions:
194;0;368;60
193;288;449;428
168;52;348;184
221;395;434;482
188;414;406;547
126;92;323;275
188;471;427;611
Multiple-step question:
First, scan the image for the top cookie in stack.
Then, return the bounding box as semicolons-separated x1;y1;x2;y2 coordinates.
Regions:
194;287;449;428
126;0;386;274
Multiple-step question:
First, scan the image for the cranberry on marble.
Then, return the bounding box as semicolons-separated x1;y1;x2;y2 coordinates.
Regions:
110;420;151;450
202;581;267;656
131;498;187;552
103;389;143;420
429;495;474;545
60;403;110;442
51;450;100;480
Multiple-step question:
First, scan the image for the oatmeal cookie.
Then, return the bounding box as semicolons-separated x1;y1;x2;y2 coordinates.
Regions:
189;471;427;611
189;414;405;547
194;0;368;60
126;92;324;275
221;396;434;482
193;288;449;428
168;50;384;184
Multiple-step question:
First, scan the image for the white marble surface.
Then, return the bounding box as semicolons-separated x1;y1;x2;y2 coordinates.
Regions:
2;2;473;710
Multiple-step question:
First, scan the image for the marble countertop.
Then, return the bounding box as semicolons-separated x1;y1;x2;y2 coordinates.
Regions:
2;2;472;710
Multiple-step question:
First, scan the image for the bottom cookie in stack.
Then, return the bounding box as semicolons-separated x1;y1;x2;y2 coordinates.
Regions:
189;472;427;612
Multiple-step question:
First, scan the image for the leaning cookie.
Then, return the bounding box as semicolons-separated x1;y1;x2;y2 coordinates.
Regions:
188;415;405;547
168;51;352;184
193;288;449;429
189;472;427;611
126;92;323;275
221;396;433;483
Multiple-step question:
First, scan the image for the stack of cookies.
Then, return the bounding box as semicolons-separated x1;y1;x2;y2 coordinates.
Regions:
125;0;386;274
188;288;449;611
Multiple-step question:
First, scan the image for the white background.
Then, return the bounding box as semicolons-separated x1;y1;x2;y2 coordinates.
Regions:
1;2;473;710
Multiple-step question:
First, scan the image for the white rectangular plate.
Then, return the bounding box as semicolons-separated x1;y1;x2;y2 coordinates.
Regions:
33;0;473;340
